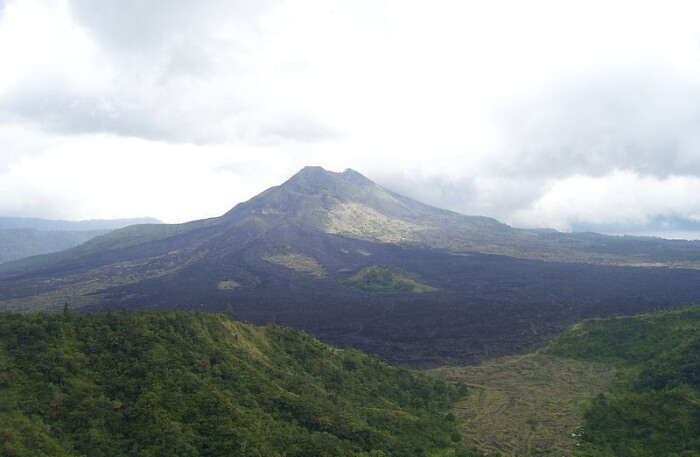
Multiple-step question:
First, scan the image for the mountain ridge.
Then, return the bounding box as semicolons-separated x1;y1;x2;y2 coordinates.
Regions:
0;216;161;231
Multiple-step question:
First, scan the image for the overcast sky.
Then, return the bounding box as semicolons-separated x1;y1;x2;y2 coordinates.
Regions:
2;0;700;237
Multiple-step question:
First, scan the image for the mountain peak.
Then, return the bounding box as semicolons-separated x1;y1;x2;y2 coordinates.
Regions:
341;168;373;184
281;166;374;194
225;165;505;241
287;166;367;180
296;165;329;176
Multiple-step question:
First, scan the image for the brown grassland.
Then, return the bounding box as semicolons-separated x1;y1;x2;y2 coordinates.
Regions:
430;353;618;457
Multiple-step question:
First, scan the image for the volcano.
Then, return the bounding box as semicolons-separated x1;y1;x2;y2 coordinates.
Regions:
3;166;700;366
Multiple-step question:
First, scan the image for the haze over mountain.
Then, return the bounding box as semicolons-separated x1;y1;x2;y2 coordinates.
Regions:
0;216;160;264
0;216;160;232
3;167;700;366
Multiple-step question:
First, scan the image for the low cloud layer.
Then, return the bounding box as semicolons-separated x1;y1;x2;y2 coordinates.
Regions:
2;0;700;236
510;172;700;231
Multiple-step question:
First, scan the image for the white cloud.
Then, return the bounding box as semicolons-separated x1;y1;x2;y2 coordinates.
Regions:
0;0;336;143
0;132;305;222
2;0;700;232
510;171;700;231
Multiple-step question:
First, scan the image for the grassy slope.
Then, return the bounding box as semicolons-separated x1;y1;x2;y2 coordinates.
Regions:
431;354;616;457
0;311;480;457
262;251;327;278
342;265;438;294
431;306;700;457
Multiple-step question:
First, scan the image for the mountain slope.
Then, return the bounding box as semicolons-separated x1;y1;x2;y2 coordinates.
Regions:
5;167;700;274
0;217;161;264
232;167;700;268
0;311;476;457
0;229;106;264
3;167;700;366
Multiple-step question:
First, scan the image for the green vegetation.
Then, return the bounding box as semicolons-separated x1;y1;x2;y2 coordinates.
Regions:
430;306;700;457
546;306;700;457
430;354;616;457
262;251;326;278
325;202;431;243
546;306;700;364
0;311;476;457
216;280;242;290
342;266;437;294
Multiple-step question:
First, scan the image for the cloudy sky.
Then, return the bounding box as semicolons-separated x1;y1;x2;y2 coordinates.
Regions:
2;0;700;237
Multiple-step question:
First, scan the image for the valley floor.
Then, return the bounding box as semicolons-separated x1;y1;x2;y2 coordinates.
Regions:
429;354;617;457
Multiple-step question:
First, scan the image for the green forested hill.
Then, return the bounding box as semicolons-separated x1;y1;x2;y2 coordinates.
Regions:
546;306;700;457
0;311;477;457
430;306;700;457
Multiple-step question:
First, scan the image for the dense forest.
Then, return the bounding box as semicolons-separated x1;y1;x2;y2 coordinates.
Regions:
547;306;700;457
0;311;483;457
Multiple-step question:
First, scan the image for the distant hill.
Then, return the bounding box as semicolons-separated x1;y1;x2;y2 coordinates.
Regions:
0;311;477;457
0;216;160;231
0;217;160;264
0;228;106;264
3;167;700;366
